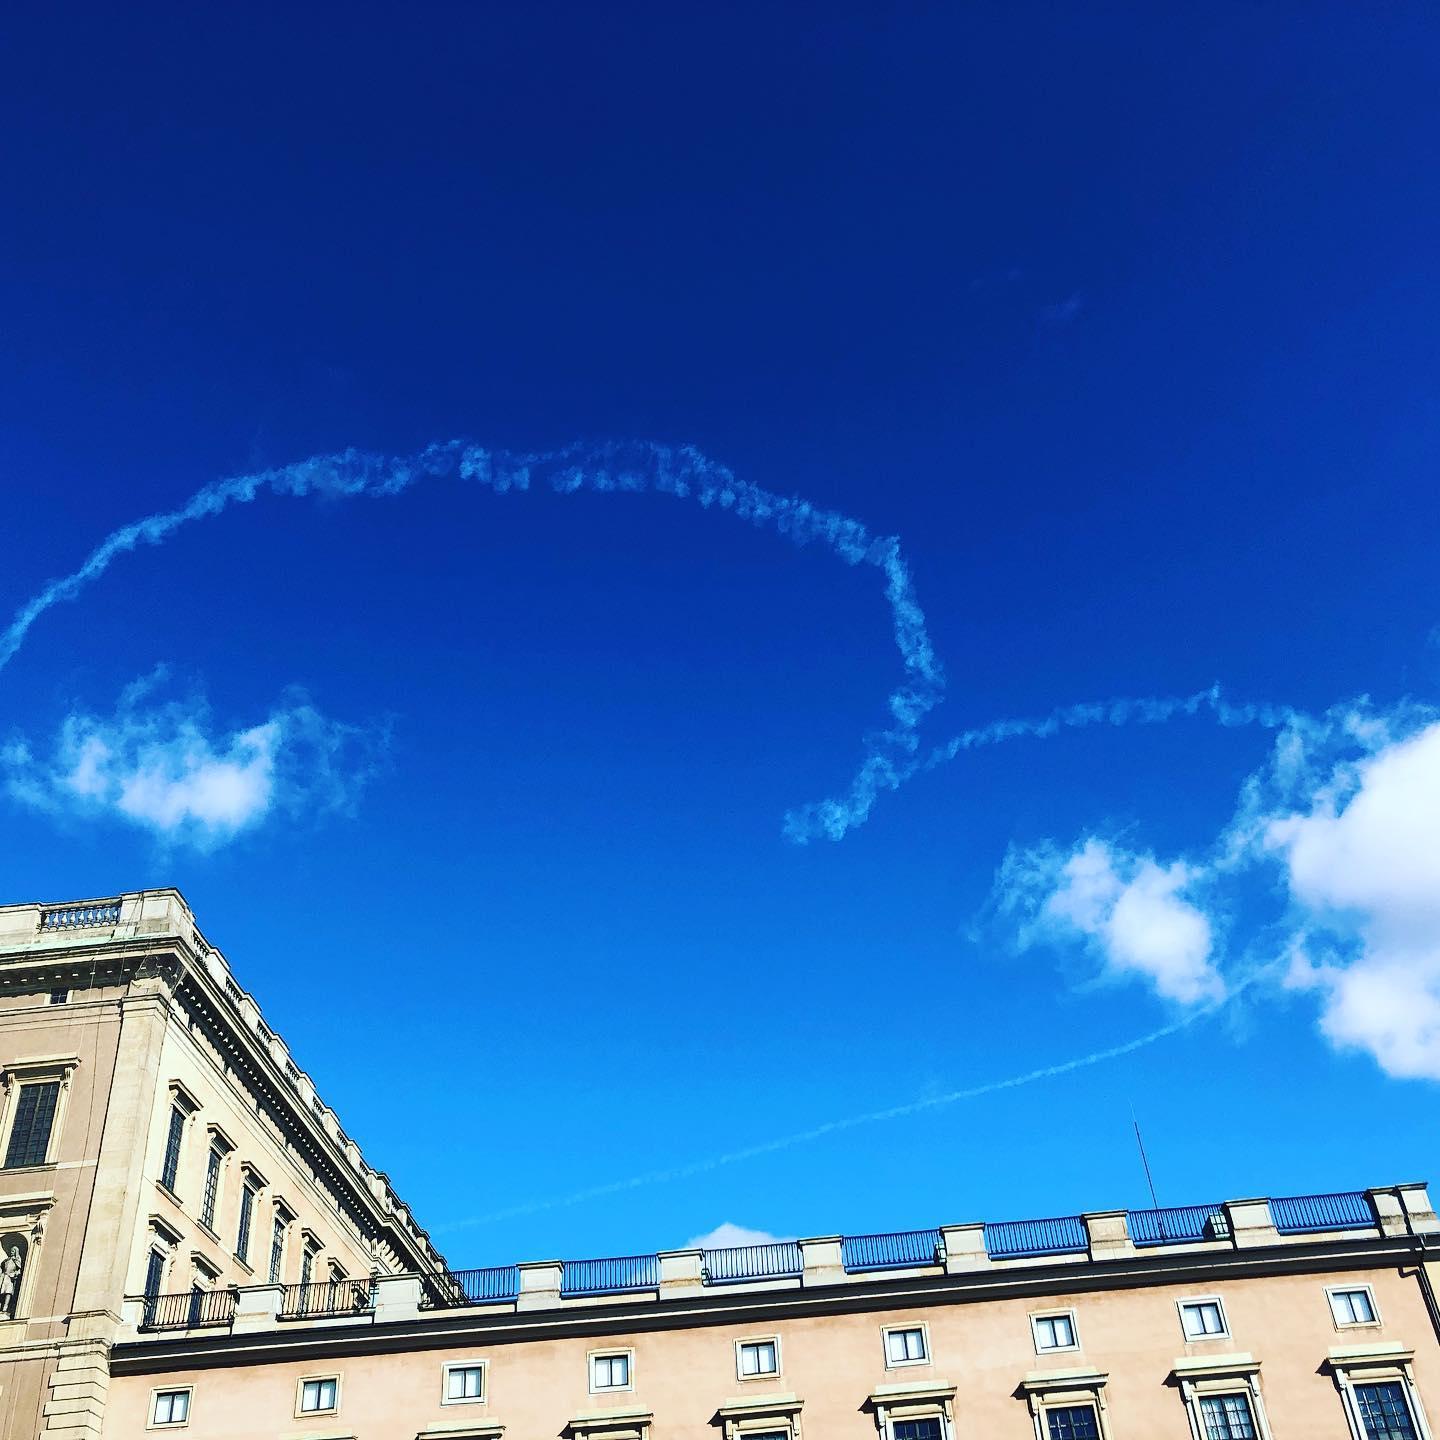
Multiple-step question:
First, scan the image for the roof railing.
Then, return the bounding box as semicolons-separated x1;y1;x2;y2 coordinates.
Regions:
1129;1203;1229;1247
1270;1190;1373;1235
139;1289;237;1331
419;1265;521;1308
40;900;121;930
842;1228;943;1272
279;1277;375;1319
560;1253;659;1298
702;1241;802;1285
983;1214;1088;1259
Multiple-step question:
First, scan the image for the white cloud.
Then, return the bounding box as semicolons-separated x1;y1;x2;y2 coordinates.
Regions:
1005;837;1223;1006
3;669;382;849
1264;720;1440;1080
684;1222;787;1251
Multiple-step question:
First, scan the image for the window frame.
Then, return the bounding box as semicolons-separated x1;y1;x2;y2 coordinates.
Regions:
295;1374;341;1417
1330;1350;1433;1440
1019;1369;1111;1440
735;1334;782;1381
441;1358;489;1406
882;1322;931;1369
1328;1284;1382;1330
0;1056;79;1171
1031;1308;1081;1355
1178;1295;1232;1342
588;1346;635;1394
148;1386;193;1430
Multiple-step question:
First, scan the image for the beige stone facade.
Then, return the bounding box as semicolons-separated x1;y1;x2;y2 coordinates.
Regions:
0;891;443;1440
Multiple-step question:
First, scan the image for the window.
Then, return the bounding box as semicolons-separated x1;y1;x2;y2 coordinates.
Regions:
327;1260;346;1284
893;1422;943;1440
884;1325;929;1367
590;1350;632;1392
1199;1394;1256;1440
48;988;69;1005
269;1215;286;1283
738;1338;780;1378
1331;1287;1379;1327
199;1147;222;1230
1033;1310;1078;1352
151;1388;191;1427
1355;1382;1419;1440
1180;1298;1229;1339
443;1362;487;1404
1046;1407;1100;1440
235;1182;255;1263
159;1106;186;1193
4;1081;61;1168
298;1377;339;1415
143;1248;166;1299
300;1239;319;1286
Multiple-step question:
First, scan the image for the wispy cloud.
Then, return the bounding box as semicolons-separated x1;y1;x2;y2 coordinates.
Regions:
3;669;382;849
1039;292;1084;325
994;700;1440;1081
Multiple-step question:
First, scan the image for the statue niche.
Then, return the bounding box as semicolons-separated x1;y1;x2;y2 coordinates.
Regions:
0;1232;28;1320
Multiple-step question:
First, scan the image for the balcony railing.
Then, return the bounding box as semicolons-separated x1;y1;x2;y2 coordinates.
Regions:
843;1228;943;1272
1271;1190;1373;1235
560;1254;659;1298
984;1214;1088;1259
140;1289;237;1331
1129;1203;1229;1247
40;900;121;930
419;1265;521;1308
279;1278;375;1319
702;1242;802;1284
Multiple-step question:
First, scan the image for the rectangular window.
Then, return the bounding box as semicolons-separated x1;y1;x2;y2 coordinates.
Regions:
1200;1394;1257;1440
1355;1382;1418;1440
235;1183;255;1263
144;1249;166;1298
1046;1407;1100;1440
48;988;69;1005
884;1325;929;1366
893;1422;943;1440
1330;1287;1379;1326
1033;1311;1078;1351
200;1148;222;1229
738;1339;779;1377
300;1241;318;1287
269;1216;285;1283
159;1105;186;1192
590;1351;631;1391
151;1388;191;1426
299;1378;338;1414
445;1363;486;1402
1181;1298;1229;1339
4;1080;61;1168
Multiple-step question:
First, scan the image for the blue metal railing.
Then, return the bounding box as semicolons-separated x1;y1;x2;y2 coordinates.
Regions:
1129;1203;1228;1247
703;1242;802;1285
1271;1191;1373;1235
561;1253;659;1297
41;901;121;930
420;1265;520;1308
843;1228;943;1272
984;1214;1088;1259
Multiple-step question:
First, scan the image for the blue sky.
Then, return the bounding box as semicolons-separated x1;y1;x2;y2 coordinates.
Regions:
3;4;1440;1268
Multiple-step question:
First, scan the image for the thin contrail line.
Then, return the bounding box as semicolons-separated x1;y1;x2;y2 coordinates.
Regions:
433;980;1257;1236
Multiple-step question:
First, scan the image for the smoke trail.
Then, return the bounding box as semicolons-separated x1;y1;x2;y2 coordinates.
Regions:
782;686;1301;842
0;439;943;838
434;976;1260;1235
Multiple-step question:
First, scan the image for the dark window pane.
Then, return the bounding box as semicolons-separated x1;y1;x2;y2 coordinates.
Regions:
893;1421;942;1440
160;1106;185;1191
1047;1407;1100;1440
4;1082;60;1168
1357;1383;1418;1440
1200;1394;1256;1440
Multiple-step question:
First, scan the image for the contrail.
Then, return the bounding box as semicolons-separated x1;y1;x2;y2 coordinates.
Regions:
0;439;943;839
783;686;1300;841
433;981;1254;1236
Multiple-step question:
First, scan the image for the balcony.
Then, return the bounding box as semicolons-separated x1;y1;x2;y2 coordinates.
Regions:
279;1278;375;1319
139;1289;238;1331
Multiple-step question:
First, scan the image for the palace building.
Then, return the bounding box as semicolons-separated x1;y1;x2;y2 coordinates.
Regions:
2;892;1439;1440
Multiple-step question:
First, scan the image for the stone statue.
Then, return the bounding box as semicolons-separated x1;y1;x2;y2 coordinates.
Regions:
0;1244;23;1319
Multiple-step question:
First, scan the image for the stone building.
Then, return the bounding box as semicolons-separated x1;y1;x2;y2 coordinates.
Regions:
4;890;1440;1440
0;891;445;1439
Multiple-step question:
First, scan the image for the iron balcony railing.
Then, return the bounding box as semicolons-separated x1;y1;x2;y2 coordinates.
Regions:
560;1254;659;1298
40;900;121;930
279;1277;375;1319
140;1289;238;1331
984;1214;1088;1259
1129;1203;1229;1247
843;1228;943;1273
1271;1191;1374;1235
419;1265;521;1308
702;1242;802;1285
